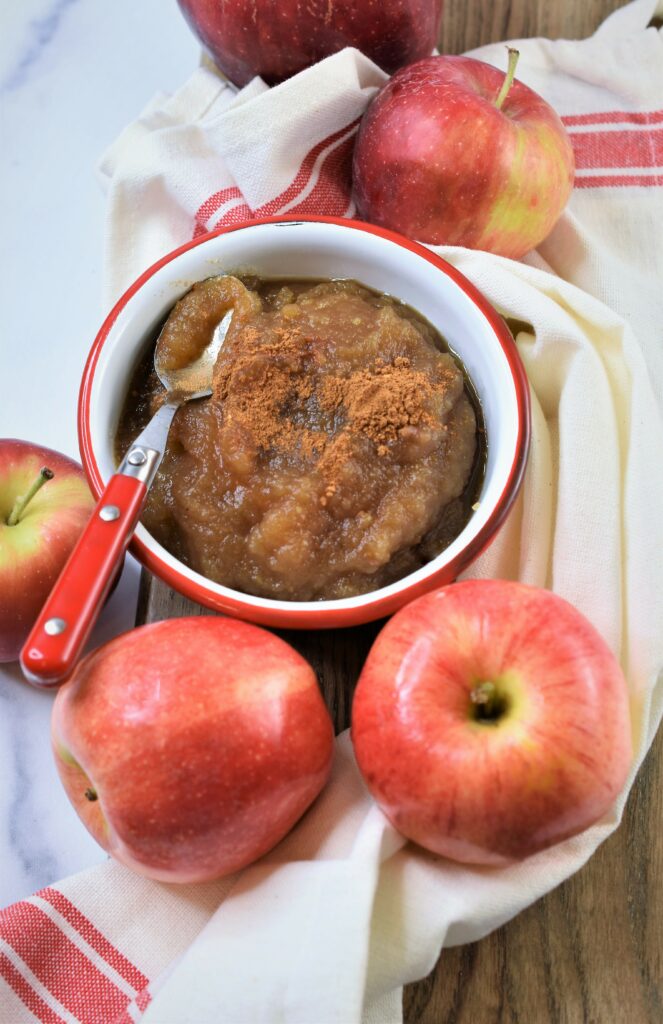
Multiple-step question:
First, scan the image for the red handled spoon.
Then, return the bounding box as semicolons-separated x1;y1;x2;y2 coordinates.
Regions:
20;310;233;686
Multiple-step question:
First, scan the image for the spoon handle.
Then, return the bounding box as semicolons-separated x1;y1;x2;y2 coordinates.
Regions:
20;405;178;687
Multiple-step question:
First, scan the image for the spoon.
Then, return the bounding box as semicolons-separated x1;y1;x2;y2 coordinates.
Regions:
21;310;234;687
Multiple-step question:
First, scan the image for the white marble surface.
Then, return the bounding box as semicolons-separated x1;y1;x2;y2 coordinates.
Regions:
0;0;199;907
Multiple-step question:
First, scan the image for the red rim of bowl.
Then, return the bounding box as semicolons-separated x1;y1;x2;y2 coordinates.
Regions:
78;215;531;629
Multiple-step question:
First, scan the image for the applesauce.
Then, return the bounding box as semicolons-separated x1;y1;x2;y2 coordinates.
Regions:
115;276;484;600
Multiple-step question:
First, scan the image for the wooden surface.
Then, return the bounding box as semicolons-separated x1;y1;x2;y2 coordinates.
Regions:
136;1;663;1021
438;0;632;54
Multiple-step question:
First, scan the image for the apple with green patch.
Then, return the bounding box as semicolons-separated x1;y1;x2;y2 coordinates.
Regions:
352;49;575;259
351;580;632;864
0;439;94;662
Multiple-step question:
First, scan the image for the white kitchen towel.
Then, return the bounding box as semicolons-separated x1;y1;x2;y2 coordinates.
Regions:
2;1;663;1022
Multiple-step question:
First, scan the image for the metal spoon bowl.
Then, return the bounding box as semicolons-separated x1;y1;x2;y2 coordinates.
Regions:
127;309;234;473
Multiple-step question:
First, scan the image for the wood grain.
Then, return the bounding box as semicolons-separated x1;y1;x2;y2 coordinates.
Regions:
402;725;663;1024
135;2;663;1020
437;0;630;55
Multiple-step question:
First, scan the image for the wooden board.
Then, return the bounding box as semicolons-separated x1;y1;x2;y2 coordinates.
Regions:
438;0;633;55
136;2;663;1020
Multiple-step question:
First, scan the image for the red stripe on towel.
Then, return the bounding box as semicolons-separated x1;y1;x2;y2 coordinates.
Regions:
37;888;148;992
0;902;129;1022
575;172;663;187
563;109;663;127
0;951;66;1024
193;120;358;235
571;127;663;169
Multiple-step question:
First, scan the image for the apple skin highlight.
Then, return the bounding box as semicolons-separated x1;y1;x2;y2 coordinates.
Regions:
351;580;632;865
352;55;575;259
52;617;334;883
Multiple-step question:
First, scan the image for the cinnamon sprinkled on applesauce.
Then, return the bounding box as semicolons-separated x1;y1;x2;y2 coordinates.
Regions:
213;326;456;501
319;356;453;450
115;276;483;601
213;325;318;454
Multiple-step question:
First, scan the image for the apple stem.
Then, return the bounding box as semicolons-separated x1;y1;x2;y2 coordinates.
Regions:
494;47;520;111
470;681;500;721
84;788;98;802
7;467;54;526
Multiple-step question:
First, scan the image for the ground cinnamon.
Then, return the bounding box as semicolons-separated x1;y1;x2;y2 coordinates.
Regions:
319;356;437;449
212;321;454;501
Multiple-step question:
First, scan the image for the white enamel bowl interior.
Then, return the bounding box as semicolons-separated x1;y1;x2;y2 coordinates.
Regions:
87;220;520;614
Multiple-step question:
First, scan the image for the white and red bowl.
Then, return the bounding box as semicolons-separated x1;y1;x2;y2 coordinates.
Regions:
79;216;530;629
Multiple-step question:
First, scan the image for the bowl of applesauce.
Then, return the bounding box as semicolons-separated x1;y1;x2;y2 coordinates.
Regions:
79;217;530;629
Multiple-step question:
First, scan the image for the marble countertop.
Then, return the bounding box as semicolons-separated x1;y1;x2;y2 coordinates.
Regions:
0;0;199;907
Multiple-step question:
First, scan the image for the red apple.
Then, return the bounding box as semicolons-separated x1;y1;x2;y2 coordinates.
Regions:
351;580;632;865
176;0;443;87
352;50;575;259
52;617;334;883
0;439;94;663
